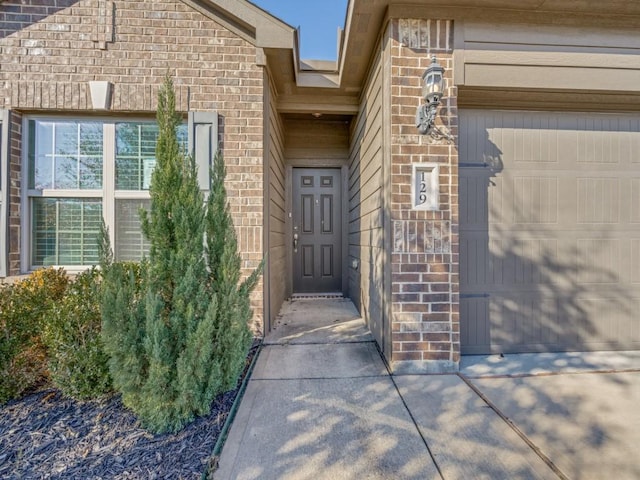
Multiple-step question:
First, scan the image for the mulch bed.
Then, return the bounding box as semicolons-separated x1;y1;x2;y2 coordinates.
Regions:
0;343;260;480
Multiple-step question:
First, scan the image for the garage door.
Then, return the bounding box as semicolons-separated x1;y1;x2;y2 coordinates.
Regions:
460;110;640;354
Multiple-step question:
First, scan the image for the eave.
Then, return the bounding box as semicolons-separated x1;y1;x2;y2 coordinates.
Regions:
189;0;640;118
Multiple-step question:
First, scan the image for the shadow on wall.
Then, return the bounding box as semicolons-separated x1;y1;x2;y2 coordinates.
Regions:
460;118;638;354
347;98;390;358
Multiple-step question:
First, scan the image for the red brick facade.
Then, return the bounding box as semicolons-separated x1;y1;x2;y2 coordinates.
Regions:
0;0;265;328
389;18;460;372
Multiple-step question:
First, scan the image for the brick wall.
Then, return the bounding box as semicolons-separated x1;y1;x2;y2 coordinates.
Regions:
389;18;460;373
0;0;265;327
8;111;21;276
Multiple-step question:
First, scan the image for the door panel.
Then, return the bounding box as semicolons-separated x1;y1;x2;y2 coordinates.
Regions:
293;168;342;293
460;110;640;354
302;246;314;277
302;195;313;233
321;195;333;233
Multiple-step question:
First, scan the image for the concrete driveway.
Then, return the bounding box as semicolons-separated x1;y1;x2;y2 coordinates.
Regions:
461;353;640;480
214;298;640;480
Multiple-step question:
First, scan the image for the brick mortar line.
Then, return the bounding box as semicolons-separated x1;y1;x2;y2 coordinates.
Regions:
457;373;570;480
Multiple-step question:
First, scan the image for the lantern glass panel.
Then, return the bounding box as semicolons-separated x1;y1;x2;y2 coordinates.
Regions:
422;70;443;100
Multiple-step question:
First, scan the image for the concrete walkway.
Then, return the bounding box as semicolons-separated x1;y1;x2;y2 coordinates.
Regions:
214;298;640;480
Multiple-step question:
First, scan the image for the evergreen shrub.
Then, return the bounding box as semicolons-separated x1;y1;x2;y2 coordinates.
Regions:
205;149;260;391
0;268;69;404
101;76;262;433
43;267;112;399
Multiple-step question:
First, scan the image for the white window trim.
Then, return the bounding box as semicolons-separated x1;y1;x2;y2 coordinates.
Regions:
21;115;184;273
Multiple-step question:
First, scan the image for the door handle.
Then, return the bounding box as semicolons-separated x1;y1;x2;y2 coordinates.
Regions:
293;233;298;252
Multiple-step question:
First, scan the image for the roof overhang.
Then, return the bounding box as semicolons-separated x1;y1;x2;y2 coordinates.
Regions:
182;0;348;112
192;0;640;117
338;0;640;99
181;0;296;49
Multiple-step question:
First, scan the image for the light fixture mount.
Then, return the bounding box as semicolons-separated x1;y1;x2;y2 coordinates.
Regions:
416;56;445;135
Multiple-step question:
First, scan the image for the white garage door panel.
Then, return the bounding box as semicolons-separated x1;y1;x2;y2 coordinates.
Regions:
460;110;640;354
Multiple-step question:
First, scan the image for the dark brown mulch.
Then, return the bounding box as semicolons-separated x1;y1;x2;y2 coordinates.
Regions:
0;344;260;480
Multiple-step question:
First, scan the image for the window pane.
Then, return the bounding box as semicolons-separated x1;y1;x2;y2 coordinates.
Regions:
115;122;187;191
30;121;103;190
79;123;103;188
54;155;77;189
115;199;150;261
177;125;188;155
115;123;143;190
54;122;77;155
30;121;53;189
79;123;103;155
31;198;56;265
32;198;102;267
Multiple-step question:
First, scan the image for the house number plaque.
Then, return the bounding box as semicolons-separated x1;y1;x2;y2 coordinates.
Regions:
412;163;439;211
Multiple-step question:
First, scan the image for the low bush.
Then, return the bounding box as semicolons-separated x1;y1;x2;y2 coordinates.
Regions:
0;268;69;404
43;267;112;399
100;260;145;399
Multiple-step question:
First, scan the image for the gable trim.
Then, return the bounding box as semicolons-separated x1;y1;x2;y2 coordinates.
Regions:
181;0;295;49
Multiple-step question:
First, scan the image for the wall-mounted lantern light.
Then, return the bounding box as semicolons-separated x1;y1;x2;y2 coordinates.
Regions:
415;56;445;135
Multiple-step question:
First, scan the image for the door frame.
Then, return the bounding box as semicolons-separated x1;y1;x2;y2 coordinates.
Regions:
285;161;349;298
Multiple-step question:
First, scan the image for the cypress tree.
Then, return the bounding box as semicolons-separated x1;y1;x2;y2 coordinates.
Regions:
101;76;259;433
206;151;262;390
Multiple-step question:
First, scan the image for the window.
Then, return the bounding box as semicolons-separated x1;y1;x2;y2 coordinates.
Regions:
25;119;188;269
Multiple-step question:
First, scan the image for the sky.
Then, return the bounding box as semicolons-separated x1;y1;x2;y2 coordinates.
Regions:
250;0;349;60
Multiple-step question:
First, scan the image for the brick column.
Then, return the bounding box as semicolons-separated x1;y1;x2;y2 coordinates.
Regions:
389;18;459;373
8;112;22;276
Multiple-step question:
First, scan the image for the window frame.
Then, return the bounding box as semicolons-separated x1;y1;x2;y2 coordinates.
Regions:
21;115;187;272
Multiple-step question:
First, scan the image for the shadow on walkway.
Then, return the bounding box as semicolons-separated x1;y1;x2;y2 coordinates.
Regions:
214;298;619;480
